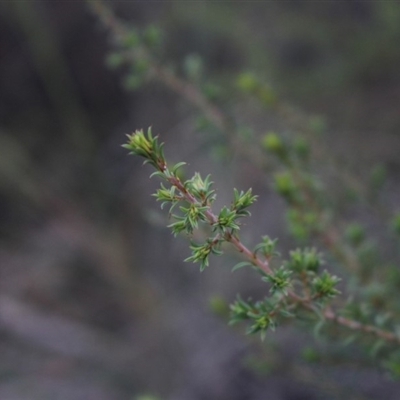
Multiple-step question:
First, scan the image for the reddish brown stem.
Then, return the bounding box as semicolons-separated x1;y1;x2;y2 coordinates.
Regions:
167;165;400;345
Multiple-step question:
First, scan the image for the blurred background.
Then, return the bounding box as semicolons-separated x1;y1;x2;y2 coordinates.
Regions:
0;1;400;399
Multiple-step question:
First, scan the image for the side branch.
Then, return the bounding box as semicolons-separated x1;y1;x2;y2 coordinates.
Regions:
125;128;400;350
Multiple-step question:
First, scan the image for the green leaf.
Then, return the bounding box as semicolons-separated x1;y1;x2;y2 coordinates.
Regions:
287;248;323;273
236;72;258;93
172;162;187;175
312;270;341;299
262;265;292;295
184;238;222;271
143;24;162;48
262;132;287;159
273;172;299;204
150;171;165;179
121;29;140;48
168;219;186;236
253;236;279;258
232;261;253;272
209;296;229;316
301;346;320;363
214;206;240;233
345;223;365;247
124;128;166;171
232;188;258;217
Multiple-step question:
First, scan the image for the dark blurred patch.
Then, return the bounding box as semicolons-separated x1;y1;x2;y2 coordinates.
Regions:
167;24;245;74
63;250;127;333
278;40;320;70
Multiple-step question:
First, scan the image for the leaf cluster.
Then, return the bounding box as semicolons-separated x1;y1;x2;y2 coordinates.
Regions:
89;0;400;376
123;129;345;343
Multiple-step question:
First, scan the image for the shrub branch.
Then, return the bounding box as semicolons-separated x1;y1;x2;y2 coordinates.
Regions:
124;128;400;346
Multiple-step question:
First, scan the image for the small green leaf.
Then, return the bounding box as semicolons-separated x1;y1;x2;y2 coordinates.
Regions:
184;238;222;271
232;261;253;272
253;236;279;258
232;188;257;217
345;223;365;247
236;72;258;93
143;24;162;48
312;270;341;300
209;296;229;316
262;266;292;295
262;132;286;159
301;346;320;363
172;162;186;175
214;206;240;233
168;219;186;236
149;171;165;179
121;29;140;47
287;248;323;273
274;172;298;203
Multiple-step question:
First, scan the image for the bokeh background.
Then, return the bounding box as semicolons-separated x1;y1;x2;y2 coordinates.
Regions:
1;1;400;399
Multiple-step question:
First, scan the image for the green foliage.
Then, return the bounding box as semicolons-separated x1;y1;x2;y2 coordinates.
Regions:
312;271;341;301
273;172;299;203
262;132;287;160
208;295;229;316
301;346;321;363
123;130;346;342
236;72;277;106
89;0;400;382
345;223;366;247
123;128;165;171
253;236;280;259
286;248;322;273
185;238;223;271
262;266;292;295
230;296;278;341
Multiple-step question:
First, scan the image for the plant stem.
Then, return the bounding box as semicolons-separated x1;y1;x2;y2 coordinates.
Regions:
164;162;400;345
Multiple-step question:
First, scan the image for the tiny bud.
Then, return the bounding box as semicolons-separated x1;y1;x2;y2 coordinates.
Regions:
236;72;258;93
262;132;286;157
